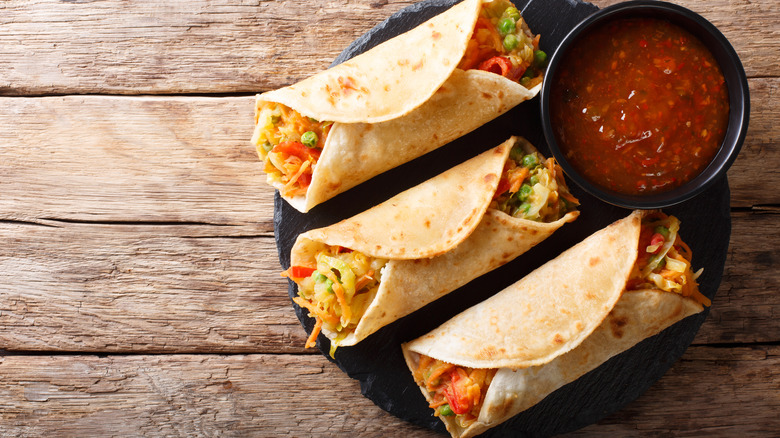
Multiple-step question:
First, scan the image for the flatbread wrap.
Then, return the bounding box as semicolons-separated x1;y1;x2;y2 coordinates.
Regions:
282;136;579;353
402;210;711;438
251;0;549;212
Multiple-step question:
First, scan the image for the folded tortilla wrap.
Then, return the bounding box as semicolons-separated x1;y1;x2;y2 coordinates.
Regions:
401;210;708;438
286;136;579;349
252;0;545;212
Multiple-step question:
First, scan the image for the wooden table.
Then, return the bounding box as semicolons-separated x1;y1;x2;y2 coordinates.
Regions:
1;0;777;435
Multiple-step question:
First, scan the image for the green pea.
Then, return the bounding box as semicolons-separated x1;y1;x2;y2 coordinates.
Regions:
498;17;516;36
270;115;281;125
313;272;327;282
522;153;538;168
517;184;533;201
504;6;521;22
520;76;532;86
439;404;454;416
261;141;273;153
529;175;540;186
534;50;548;68
503;34;519;51
522;67;536;79
307;116;319;123
514;202;532;217
509;145;525;162
325;279;334;294
301;131;318;148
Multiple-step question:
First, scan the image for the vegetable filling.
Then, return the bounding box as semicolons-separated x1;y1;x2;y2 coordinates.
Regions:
412;355;497;429
627;212;710;306
251;102;333;198
459;0;547;88
490;144;579;222
283;246;388;355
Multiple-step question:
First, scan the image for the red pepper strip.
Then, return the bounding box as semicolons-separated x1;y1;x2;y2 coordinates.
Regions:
273;141;321;161
443;369;471;415
283;266;316;279
649;233;665;253
493;178;511;200
478;56;513;78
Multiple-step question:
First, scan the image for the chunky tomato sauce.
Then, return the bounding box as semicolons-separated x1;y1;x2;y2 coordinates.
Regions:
550;18;729;195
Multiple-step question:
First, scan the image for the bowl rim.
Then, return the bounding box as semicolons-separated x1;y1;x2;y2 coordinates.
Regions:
540;0;750;209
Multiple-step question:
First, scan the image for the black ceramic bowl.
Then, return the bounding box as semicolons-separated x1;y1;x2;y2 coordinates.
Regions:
540;0;749;209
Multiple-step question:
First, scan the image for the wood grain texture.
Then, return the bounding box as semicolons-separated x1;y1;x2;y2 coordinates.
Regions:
0;0;776;96
0;346;777;437
0;0;416;96
0;95;273;225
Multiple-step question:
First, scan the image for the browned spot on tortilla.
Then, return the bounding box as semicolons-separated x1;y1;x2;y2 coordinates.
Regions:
520;226;528;231
481;92;493;99
477;345;498;360
575;322;584;331
529;229;538;235
432;30;442;40
433;133;439;141
483;173;497;184
553;334;565;344
608;235;617;243
337;76;360;96
301;91;308;97
412;60;424;71
589;256;601;267
585;292;596;300
375;245;382;250
424;219;431;228
380;311;386;318
398;59;410;66
610;316;628;339
507;236;513;242
502;252;511;260
384;85;390;92
498;90;505;99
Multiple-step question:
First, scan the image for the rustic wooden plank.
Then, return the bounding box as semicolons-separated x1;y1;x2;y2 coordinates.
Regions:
0;95;273;226
0;0;775;96
694;208;780;345
0;0;416;96
0;210;777;352
0;221;306;353
0;346;777;436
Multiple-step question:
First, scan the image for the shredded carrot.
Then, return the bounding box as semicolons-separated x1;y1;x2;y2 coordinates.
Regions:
426;362;454;388
305;318;323;348
292;297;339;326
283;159;311;195
509;167;529;193
323;270;351;323
354;270;375;292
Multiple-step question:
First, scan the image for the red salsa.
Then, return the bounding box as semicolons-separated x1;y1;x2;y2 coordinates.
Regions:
550;18;729;195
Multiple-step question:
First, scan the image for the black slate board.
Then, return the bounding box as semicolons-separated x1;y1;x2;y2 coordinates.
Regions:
273;0;730;436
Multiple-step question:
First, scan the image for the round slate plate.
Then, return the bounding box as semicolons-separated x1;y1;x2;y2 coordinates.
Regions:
273;0;730;436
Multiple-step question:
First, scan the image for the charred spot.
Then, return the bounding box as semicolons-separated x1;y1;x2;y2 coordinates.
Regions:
553;334;565;344
481;92;494;99
433;133;439;141
502;252;511;260
424;219;431;228
610;316;628;339
498;91;505;99
507;236;513;242
483;173;497;183
589;256;600;267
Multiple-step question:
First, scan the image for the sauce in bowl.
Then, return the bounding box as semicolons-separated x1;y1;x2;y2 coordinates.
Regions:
549;17;729;196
